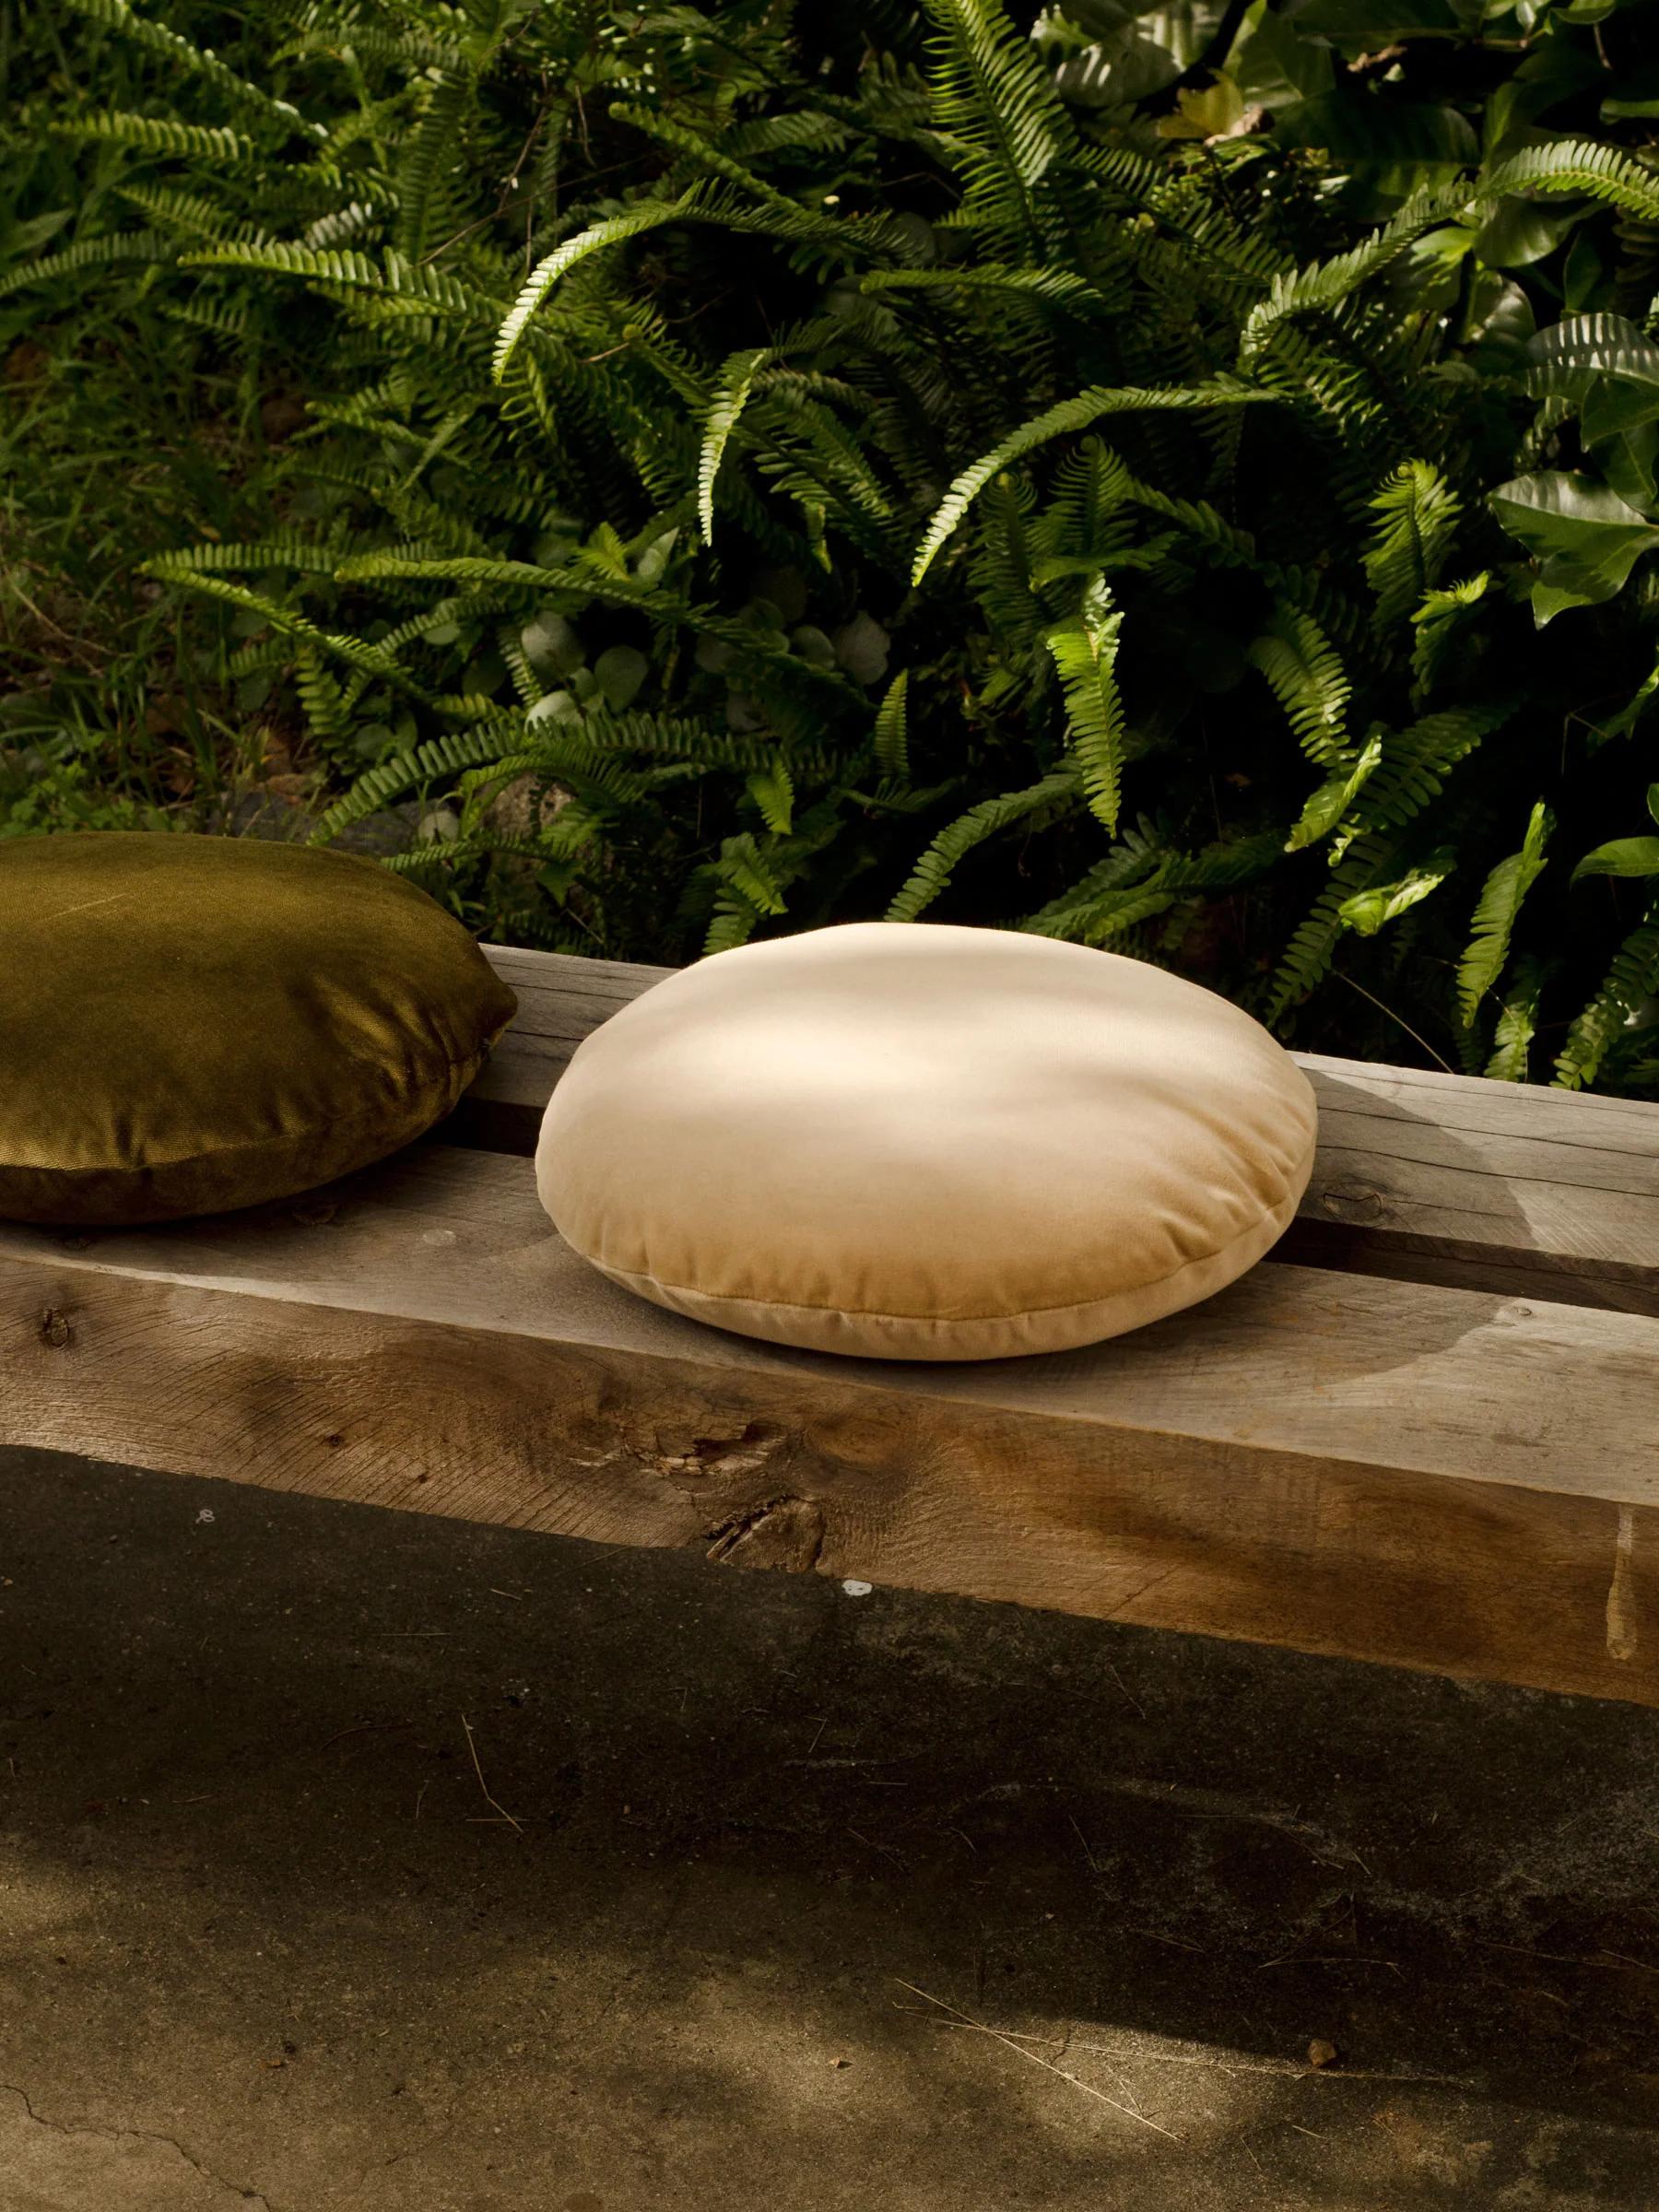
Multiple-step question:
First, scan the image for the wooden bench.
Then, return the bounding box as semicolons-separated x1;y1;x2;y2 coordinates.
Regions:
4;943;1657;1707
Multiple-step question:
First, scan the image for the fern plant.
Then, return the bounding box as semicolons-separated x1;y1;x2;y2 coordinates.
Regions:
11;0;1659;1088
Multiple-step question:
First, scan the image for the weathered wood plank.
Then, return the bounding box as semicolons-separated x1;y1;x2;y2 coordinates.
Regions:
459;947;1659;1313
4;1144;1656;1705
1288;1053;1659;1314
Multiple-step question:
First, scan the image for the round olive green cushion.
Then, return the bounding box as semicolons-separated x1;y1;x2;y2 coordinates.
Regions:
0;832;516;1225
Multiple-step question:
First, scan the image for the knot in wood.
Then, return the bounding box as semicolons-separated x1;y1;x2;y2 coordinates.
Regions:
1319;1186;1385;1224
38;1306;73;1348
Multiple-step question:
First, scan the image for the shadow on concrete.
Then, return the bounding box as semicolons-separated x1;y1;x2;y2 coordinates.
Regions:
1;1446;1656;2212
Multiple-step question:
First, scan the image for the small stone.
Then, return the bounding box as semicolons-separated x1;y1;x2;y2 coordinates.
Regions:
831;612;890;688
1306;2037;1339;2070
830;2056;851;2068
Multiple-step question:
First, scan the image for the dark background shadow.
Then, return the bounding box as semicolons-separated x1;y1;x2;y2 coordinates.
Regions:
2;1447;1656;2211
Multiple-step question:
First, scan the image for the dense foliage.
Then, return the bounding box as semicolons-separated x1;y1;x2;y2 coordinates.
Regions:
6;0;1659;1088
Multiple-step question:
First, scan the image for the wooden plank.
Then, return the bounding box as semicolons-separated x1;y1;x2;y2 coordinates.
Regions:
1288;1053;1659;1315
447;946;675;1154
4;1143;1657;1706
460;947;1659;1314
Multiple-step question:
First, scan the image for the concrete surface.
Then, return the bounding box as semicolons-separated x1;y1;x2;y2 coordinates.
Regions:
2;1445;1657;2212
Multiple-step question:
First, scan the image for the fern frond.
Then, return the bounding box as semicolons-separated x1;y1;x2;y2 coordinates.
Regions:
861;265;1100;308
1287;729;1382;852
1555;900;1659;1089
492;200;691;382
64;0;317;135
745;758;795;835
699;347;771;543
1338;852;1456;937
1364;462;1462;630
394;69;470;263
1478;142;1659;226
1456;801;1551;1026
887;770;1077;923
921;0;1070;245
112;183;239;236
912;381;1270;582
311;727;529;842
1248;606;1351;769
1351;702;1516;834
1410;573;1488;701
137;569;436;702
873;670;911;782
1239;189;1461;362
1045;578;1125;832
182;241;382;287
609;104;833;225
1266;834;1394;1022
293;641;347;752
0;229;173;300
52;111;253;161
1485;956;1547;1083
146;537;347;575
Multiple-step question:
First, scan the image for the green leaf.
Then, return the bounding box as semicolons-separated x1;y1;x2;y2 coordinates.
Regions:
1571;837;1659;882
1581;377;1659;447
1291;0;1460;37
1236;6;1333;106
593;646;650;711
1487;472;1659;624
1475;196;1582;272
1603;66;1659;122
1338;853;1455;936
1581;377;1659;509
1275;93;1477;195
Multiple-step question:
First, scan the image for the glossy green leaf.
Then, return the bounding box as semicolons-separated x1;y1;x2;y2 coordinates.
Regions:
1474;195;1581;270
1571;837;1659;882
1488;472;1659;623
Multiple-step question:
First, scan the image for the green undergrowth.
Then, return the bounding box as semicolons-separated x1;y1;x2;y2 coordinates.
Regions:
6;0;1659;1088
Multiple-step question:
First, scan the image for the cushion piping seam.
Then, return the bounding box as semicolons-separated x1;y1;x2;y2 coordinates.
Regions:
573;1149;1313;1329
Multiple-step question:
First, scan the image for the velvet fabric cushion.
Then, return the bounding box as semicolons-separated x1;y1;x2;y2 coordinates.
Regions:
0;832;516;1225
536;922;1319;1361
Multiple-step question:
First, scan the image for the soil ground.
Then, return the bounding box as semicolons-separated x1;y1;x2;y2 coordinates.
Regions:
2;1444;1657;2210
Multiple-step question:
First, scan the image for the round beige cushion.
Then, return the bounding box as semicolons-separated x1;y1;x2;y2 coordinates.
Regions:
536;923;1318;1361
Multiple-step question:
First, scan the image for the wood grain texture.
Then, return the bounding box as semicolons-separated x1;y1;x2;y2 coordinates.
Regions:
4;1144;1658;1705
460;947;1659;1314
1288;1053;1659;1314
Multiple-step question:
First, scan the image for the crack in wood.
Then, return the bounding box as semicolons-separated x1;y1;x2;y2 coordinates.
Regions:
704;1495;826;1574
